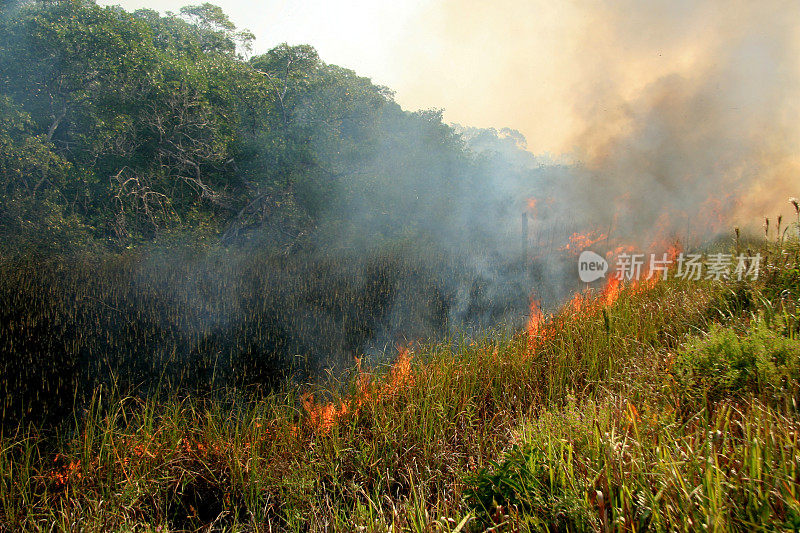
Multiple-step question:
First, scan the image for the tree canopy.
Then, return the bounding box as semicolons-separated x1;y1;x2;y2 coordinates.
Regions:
0;0;544;255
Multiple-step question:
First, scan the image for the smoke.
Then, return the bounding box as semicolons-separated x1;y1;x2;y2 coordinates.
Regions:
5;0;800;394
304;0;800;350
396;0;800;246
140;0;797;379
568;0;800;246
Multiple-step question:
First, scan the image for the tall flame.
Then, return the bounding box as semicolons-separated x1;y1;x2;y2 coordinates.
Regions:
526;296;544;338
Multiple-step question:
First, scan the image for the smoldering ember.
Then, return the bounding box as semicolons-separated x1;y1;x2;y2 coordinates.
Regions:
0;0;799;531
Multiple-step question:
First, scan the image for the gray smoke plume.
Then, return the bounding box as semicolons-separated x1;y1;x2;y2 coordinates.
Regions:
399;0;800;250
567;0;800;249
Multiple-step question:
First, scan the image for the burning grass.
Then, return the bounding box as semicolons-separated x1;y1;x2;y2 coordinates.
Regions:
0;236;798;531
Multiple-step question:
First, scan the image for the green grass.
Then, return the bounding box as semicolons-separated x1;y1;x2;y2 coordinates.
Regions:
468;399;800;532
0;237;798;531
671;321;800;414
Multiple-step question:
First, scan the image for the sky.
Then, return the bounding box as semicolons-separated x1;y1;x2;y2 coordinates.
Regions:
95;1;433;119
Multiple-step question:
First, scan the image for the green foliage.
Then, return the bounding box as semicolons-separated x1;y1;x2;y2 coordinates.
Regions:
467;399;800;532
0;246;459;425
672;321;800;411
0;0;246;242
0;0;486;251
0;254;798;530
763;261;800;302
465;442;593;531
0;96;90;249
3;1;800;529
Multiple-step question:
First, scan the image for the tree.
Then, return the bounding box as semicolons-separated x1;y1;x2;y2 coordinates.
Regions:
179;3;253;57
0;96;86;248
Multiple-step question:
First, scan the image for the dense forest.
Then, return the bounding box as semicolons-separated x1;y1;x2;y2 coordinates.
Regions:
0;0;554;252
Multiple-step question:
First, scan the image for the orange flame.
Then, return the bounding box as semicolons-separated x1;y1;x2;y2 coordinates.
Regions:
526;297;544;338
302;344;414;433
526;296;558;354
666;241;682;262
51;456;82;488
606;244;635;259
523;270;657;358
630;276;659;294
601;275;622;306
384;344;414;395
559;230;608;254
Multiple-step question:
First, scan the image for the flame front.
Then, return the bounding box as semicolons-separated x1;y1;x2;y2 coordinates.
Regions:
302;344;414;433
526;296;544;338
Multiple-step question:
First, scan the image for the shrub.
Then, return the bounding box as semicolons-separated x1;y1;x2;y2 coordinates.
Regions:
464;442;593;531
671;321;800;411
